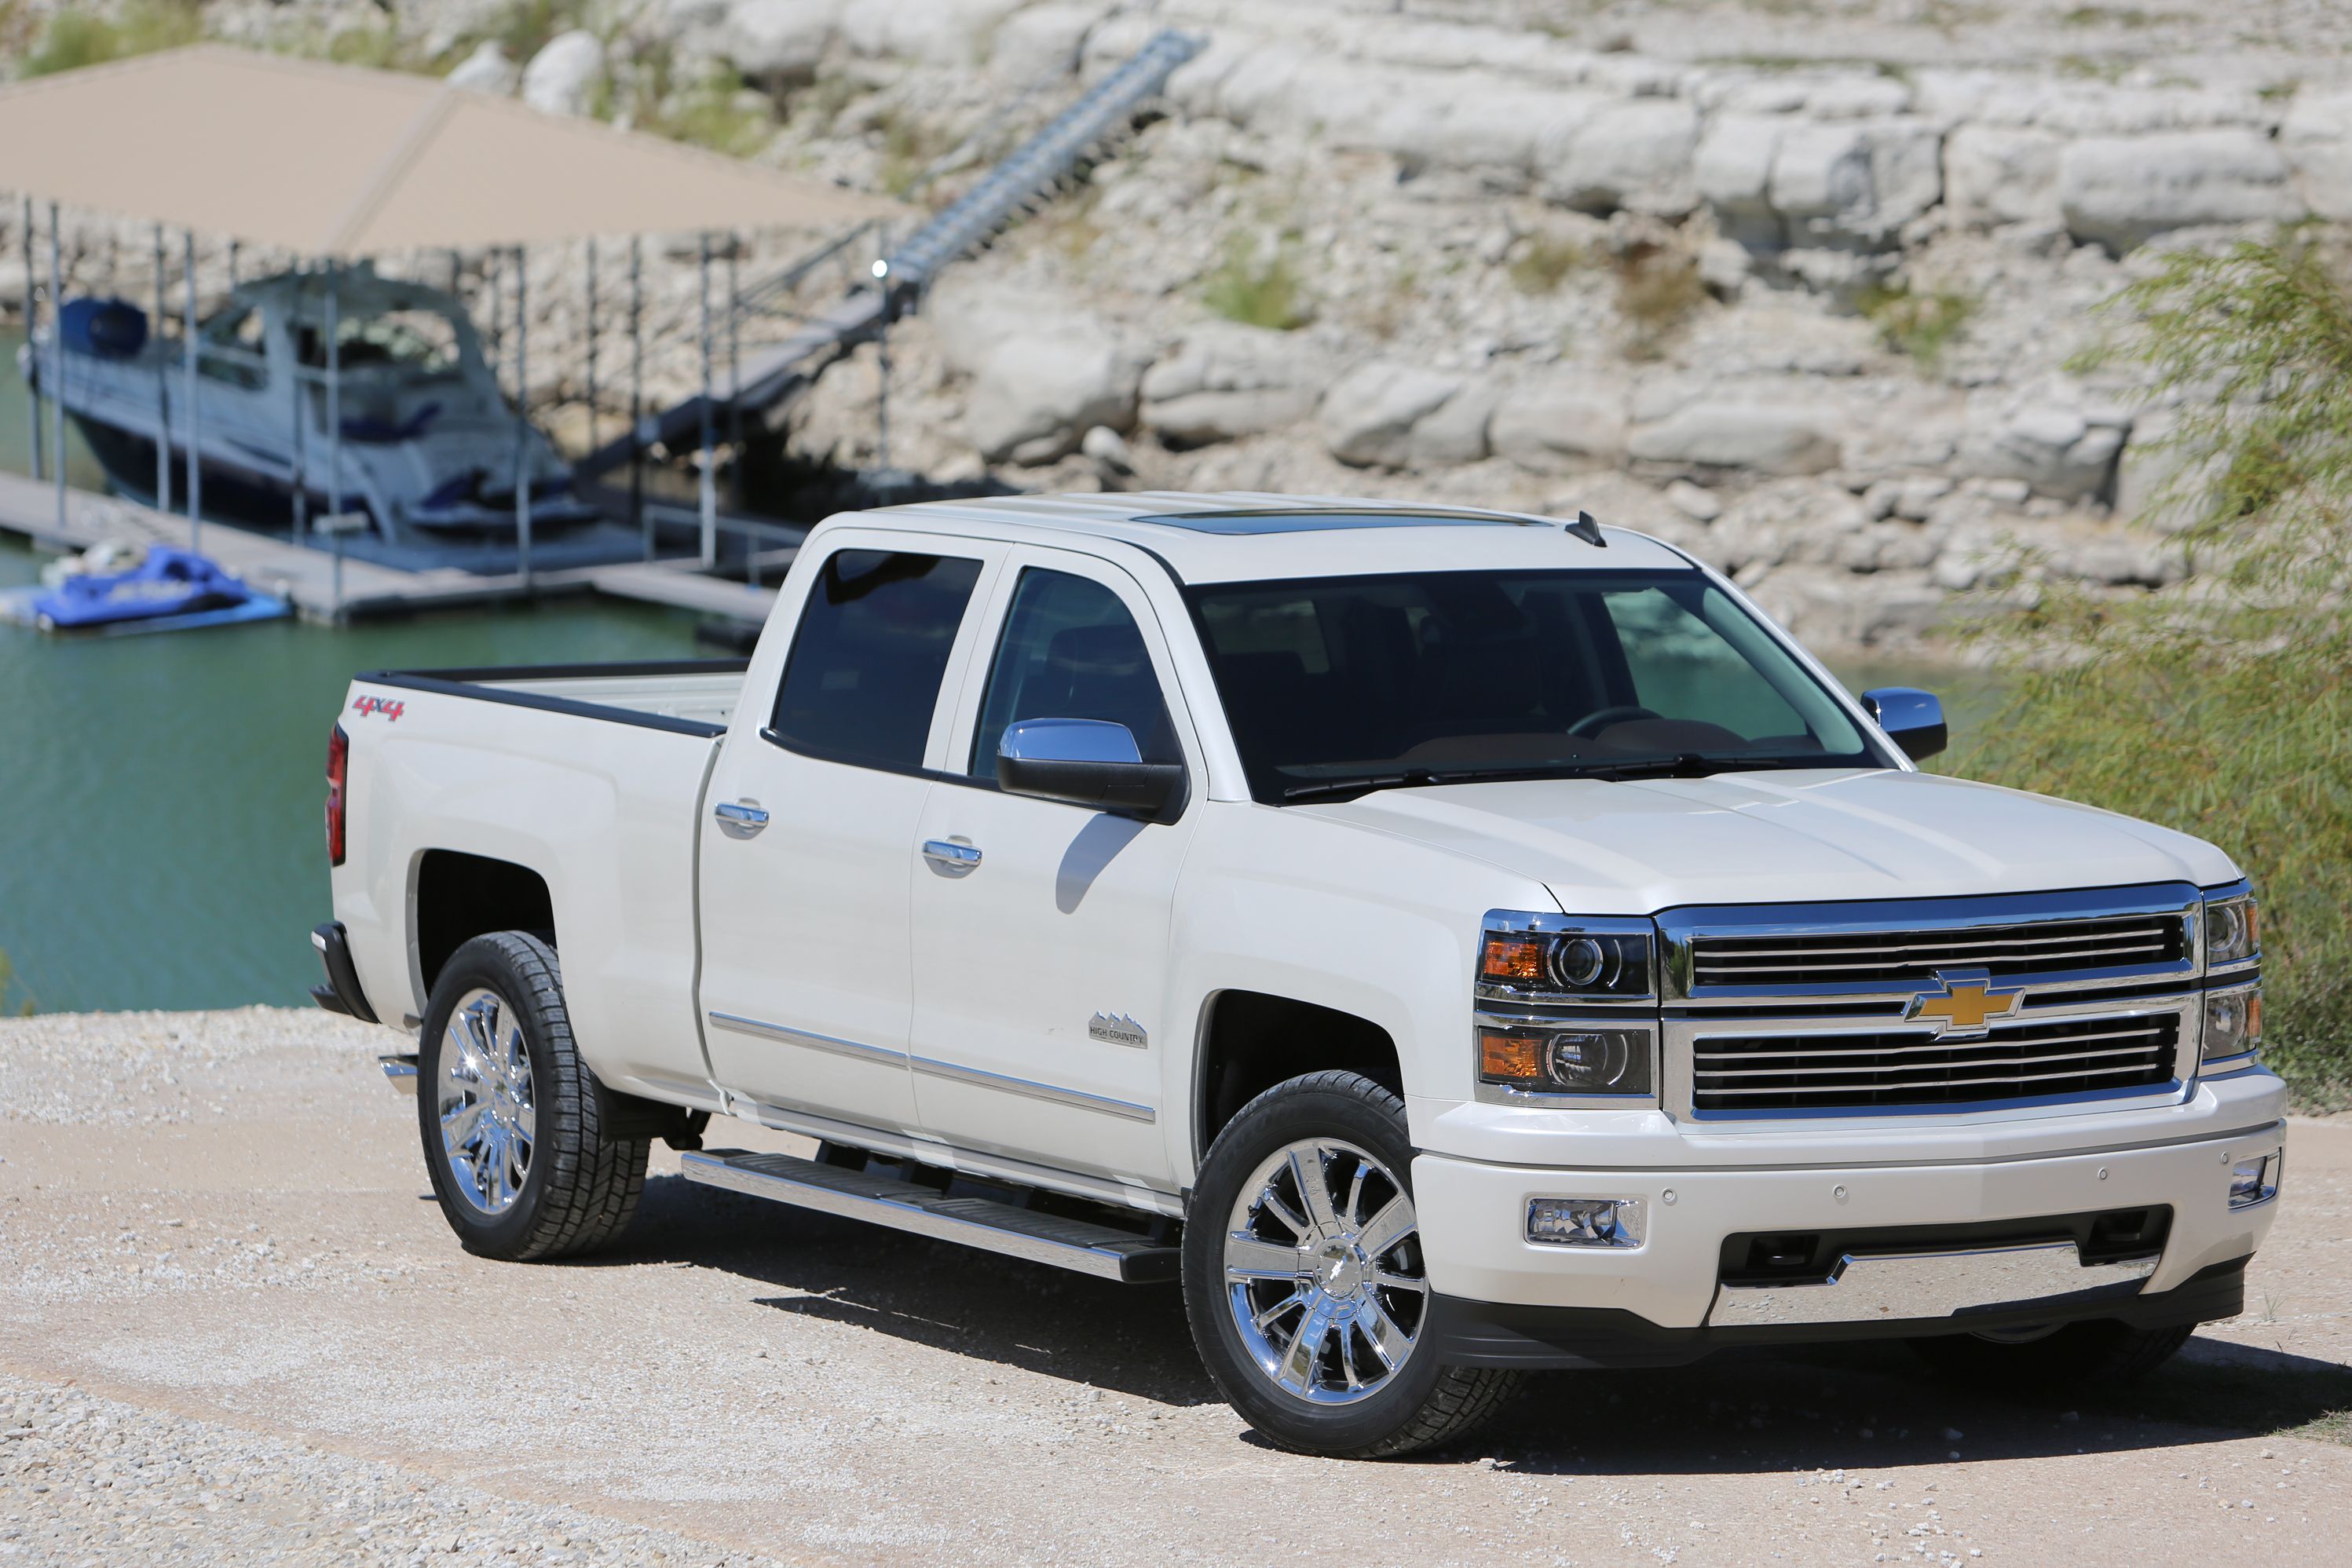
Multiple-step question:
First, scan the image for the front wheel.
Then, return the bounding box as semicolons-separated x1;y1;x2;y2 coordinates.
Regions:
415;932;648;1261
1182;1070;1520;1458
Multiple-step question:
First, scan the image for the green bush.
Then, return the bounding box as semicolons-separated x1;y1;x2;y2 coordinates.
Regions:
1202;231;1311;331
24;1;201;77
1954;236;2352;1106
1859;281;1977;368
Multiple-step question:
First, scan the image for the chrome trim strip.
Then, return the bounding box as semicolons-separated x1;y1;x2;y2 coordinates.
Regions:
705;1011;909;1069
909;1054;1157;1123
379;1054;419;1095
1426;1117;2289;1175
1707;1241;2157;1328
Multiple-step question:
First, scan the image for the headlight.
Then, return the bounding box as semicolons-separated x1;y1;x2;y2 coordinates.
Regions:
2204;890;2260;968
2203;981;2263;1063
1478;1024;1657;1097
1479;919;1654;1003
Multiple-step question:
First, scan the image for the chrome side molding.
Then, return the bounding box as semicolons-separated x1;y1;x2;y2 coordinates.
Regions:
1706;1240;2157;1329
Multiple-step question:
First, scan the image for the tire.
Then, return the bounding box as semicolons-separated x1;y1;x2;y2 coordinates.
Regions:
415;931;648;1261
1182;1070;1520;1458
1907;1319;2194;1390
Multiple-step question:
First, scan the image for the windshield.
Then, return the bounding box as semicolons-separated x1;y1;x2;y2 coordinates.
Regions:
1185;568;1888;802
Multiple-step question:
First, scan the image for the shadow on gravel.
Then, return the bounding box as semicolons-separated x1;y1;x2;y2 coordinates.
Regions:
595;1172;1216;1406
593;1175;2352;1460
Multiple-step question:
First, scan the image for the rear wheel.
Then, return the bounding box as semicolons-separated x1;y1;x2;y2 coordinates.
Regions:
416;932;648;1261
1907;1319;2193;1388
1183;1070;1520;1458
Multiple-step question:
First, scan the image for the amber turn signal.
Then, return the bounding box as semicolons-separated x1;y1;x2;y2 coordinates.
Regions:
1479;1031;1545;1081
1480;937;1549;984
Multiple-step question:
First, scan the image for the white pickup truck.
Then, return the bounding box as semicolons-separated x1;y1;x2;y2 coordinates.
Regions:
315;492;2285;1457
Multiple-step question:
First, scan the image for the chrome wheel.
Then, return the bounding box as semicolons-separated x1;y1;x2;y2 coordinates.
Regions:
435;987;536;1216
1222;1138;1427;1405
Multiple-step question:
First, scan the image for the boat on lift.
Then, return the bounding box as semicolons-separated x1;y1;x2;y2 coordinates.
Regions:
20;264;600;546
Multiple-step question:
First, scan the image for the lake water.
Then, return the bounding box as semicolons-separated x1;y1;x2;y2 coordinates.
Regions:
0;328;2005;1016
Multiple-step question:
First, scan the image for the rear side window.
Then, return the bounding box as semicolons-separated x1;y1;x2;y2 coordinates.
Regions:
770;549;982;771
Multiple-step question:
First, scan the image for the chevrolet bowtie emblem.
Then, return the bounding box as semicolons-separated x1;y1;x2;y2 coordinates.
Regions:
1907;969;2021;1036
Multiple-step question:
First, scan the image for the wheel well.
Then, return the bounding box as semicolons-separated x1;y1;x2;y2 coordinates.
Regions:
1194;991;1403;1163
413;850;554;996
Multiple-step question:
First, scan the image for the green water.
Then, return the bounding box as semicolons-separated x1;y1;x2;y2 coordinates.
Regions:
0;534;708;1014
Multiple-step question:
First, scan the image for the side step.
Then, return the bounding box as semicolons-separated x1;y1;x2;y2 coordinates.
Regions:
381;1054;419;1094
682;1148;1178;1283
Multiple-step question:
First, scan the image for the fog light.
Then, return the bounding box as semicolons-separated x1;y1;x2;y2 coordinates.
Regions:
2228;1150;2281;1209
1527;1196;1645;1248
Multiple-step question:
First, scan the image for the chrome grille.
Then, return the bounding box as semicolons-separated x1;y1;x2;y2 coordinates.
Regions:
1688;912;2189;990
1692;1013;2179;1113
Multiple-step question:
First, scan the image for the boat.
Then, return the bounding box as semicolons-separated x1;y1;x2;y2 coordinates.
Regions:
0;541;289;634
20;264;602;548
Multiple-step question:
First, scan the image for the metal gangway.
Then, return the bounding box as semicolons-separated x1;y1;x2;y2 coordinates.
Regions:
573;27;1203;483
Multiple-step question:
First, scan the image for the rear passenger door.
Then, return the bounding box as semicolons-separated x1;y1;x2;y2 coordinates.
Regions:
697;535;1000;1131
905;549;1203;1190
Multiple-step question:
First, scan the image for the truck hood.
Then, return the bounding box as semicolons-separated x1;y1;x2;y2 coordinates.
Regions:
1299;768;2239;912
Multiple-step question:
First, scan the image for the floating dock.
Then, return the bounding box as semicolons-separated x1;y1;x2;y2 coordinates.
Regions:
0;470;793;625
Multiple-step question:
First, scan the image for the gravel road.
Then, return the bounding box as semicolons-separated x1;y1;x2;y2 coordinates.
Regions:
4;1007;2347;1566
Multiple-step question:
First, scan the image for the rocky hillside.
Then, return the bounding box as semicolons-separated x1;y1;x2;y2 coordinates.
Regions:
13;0;2352;650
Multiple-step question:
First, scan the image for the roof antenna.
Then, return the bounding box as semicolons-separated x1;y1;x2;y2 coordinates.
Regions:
1565;510;1606;547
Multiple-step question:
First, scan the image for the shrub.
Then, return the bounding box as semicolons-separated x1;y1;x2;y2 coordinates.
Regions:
1860;281;1977;368
1202;231;1311;331
1613;245;1705;358
1508;232;1589;295
1955;236;2352;1106
24;0;201;77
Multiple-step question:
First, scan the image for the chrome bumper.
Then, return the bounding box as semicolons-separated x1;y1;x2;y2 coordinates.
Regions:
1707;1240;2158;1329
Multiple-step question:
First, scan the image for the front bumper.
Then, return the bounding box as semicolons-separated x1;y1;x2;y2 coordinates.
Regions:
1412;1106;2285;1339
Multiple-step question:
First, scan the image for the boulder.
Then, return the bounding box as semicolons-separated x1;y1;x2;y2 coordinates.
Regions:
444;41;518;97
1958;391;2131;503
1627;397;1842;476
719;0;843;86
839;0;1048;67
1319;361;1468;468
1490;375;1630;473
1767;117;1944;248
989;2;1111;84
2058;130;2303;253
965;332;1145;465
1139;322;1330;445
521;31;605;118
1942;124;2063;229
1538;98;1700;217
2283;89;2352;223
1693;113;1784;249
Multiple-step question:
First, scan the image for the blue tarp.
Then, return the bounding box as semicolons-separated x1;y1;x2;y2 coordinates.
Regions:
31;546;251;629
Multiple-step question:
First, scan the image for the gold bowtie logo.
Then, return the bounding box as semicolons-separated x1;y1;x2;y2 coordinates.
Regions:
1908;971;2021;1035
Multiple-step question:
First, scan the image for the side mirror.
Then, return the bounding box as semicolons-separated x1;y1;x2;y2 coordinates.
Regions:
1860;686;1948;762
997;718;1187;824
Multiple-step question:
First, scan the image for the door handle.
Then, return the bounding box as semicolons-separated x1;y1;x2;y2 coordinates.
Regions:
921;839;982;870
714;800;769;837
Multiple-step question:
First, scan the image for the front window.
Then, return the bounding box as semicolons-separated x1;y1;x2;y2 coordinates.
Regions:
968;568;1180;776
296;309;465;375
1186;568;1886;803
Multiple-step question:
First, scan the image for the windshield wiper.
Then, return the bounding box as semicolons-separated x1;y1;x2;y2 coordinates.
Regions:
1281;754;1829;801
1578;753;1822;782
1282;768;1448;803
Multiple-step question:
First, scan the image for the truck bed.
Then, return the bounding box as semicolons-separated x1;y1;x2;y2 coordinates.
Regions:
356;659;747;735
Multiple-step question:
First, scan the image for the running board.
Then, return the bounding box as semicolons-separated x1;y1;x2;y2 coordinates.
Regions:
682;1149;1178;1283
381;1054;419;1094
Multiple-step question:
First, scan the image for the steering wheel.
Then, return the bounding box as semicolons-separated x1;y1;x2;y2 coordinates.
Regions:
1567;704;1662;738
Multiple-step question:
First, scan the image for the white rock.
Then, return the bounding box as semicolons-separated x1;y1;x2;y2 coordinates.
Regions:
1538;98;1700;217
2283;89;2352;222
1943;125;2064;229
838;0;1027;65
1081;424;1134;473
1893;476;1952;521
990;2;1110;84
1665;479;1722;522
1768;118;1944;248
719;0;843;84
520;31;605;119
2058;130;2303;253
444;41;518;97
1319;361;1466;468
1694;112;1785;248
1628;397;1842;476
965;331;1144;464
1490;374;1631;473
1959;392;2131;502
1139;322;1330;444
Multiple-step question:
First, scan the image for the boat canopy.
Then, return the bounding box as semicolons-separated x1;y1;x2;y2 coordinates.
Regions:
0;44;905;255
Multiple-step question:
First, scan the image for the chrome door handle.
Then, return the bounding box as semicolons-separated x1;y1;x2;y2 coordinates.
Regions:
714;800;769;836
921;839;982;870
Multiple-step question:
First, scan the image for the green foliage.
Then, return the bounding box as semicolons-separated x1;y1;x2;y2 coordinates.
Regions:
646;63;774;158
1202;231;1312;331
1613;244;1706;358
23;0;201;77
1956;237;2352;1106
1507;232;1589;296
1859;281;1977;368
0;949;33;1018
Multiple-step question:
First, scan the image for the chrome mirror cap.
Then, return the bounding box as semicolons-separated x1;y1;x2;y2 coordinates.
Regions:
997;718;1185;822
1860;685;1948;762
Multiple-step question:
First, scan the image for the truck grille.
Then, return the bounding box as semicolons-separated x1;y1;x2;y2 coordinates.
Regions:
1692;1013;2179;1113
1688;912;2189;990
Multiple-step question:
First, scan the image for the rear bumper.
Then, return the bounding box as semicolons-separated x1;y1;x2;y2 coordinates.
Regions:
1411;1115;2284;1332
309;920;379;1025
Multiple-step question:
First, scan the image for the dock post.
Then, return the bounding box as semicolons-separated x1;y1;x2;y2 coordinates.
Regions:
325;261;342;551
226;239;237;291
514;245;532;588
21;196;41;484
725;232;741;502
697;232;716;570
290;266;309;545
152;225;170;513
872;258;891;473
48;203;64;535
583;237;598;457
183;229;201;550
629;236;646;561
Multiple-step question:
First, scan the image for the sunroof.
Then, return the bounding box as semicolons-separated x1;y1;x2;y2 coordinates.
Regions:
1135;509;1550;535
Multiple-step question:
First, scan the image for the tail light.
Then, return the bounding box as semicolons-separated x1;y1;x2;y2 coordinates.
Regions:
326;722;349;867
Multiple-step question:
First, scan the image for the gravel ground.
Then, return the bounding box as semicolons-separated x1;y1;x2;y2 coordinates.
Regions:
3;1006;2349;1566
